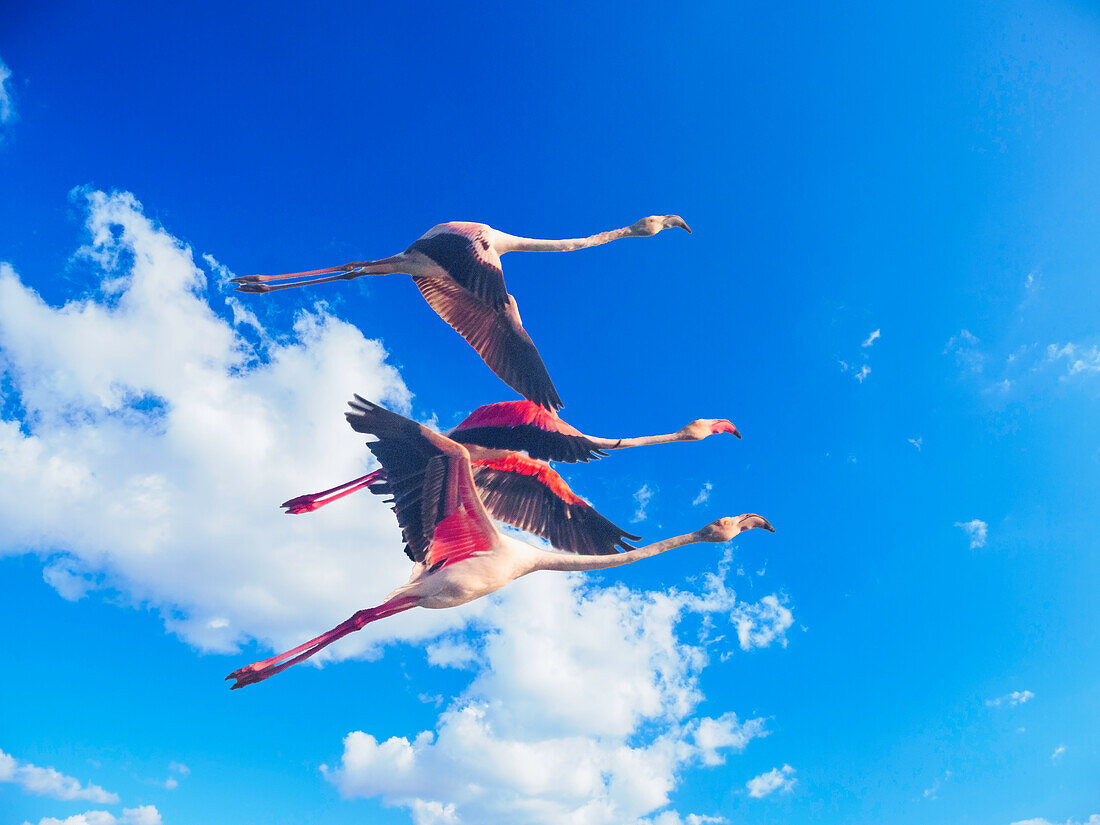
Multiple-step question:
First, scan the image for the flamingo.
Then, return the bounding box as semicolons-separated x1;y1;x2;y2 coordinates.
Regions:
226;396;773;689
230;216;691;410
282;400;741;538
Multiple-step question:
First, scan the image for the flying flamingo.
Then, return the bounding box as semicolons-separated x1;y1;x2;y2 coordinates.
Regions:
226;396;773;689
282;400;741;540
230;216;691;410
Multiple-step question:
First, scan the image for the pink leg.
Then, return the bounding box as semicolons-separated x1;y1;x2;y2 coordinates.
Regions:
230;254;405;291
281;470;383;514
226;596;418;690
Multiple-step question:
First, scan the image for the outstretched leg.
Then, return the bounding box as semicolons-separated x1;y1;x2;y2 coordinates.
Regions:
281;470;384;514
231;254;407;293
226;595;417;689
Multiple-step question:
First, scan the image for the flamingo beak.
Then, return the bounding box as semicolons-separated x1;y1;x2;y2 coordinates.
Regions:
711;420;741;439
668;215;692;233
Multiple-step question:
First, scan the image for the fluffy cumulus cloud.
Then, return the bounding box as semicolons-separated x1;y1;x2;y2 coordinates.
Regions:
0;189;488;660
1;191;795;825
324;569;787;824
730;594;794;651
0;748;118;804
745;764;796;798
987;690;1034;708
955;519;988;549
24;808;161;825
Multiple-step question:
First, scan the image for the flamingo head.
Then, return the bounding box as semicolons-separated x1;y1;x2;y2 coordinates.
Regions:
678;418;741;441
630;215;692;236
697;514;775;542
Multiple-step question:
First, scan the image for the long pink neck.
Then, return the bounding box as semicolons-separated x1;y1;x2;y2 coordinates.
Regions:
585;431;685;450
495;224;638;253
530;530;704;572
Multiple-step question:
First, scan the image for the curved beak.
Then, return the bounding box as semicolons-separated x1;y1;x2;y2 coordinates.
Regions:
668;215;692;234
742;514;776;533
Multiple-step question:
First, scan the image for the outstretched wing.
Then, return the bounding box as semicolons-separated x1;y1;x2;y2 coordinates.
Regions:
406;230;509;310
471;454;638;555
413;276;564;412
451;400;607;463
345;396;495;568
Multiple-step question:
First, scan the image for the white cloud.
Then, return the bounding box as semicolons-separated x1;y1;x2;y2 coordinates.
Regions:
862;328;881;348
0;54;16;128
324;571;777;824
955;519;988;549
922;770;953;801
730;594;794;651
162;778;178;790
425;638;478;669
120;808;161;825
745;764;796;798
987;690;1034;708
631;483;655;523
854;365;871;383
0;748;118;804
23;808;162;825
0;190;490;661
23;815;117;825
1051;744;1066;763
691;482;712;507
945;329;985;374
694;714;767;766
1047;343;1100;377
167;762;188;776
908;437;922;452
1011;817;1100;825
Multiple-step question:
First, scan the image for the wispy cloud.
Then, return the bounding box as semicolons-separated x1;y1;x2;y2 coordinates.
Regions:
987;690;1034;708
1047;343;1100;377
862;328;881;348
922;770;952;800
745;764;796;798
1011;816;1100;825
0;748;118;804
908;437;922;451
854;365;871;383
692;482;713;506
631;483;654;523
945;329;986;374
0;54;16;129
1051;745;1066;763
955;519;988;549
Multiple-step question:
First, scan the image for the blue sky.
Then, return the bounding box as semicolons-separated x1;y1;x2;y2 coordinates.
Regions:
1;2;1098;824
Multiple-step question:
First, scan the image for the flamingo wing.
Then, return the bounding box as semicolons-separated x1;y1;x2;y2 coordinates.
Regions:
345;396;496;568
413;276;563;411
451;400;607;463
471;454;639;556
406;231;508;310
